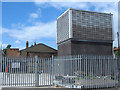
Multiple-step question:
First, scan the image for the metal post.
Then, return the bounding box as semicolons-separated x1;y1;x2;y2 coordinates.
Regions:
35;56;39;87
52;55;54;85
117;32;120;86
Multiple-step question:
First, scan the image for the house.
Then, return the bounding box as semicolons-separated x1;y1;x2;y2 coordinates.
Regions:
20;41;57;57
3;48;20;57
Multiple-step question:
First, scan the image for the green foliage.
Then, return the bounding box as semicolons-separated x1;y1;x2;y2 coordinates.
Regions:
3;44;12;56
115;50;119;56
6;45;11;49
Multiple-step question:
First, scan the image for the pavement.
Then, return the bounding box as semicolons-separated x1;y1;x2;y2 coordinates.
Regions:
1;86;120;90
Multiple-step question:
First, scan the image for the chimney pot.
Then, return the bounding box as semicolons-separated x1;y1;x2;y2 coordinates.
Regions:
26;41;29;48
34;42;36;46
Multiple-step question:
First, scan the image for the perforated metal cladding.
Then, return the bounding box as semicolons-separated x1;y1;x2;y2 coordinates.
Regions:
57;11;69;43
72;10;113;41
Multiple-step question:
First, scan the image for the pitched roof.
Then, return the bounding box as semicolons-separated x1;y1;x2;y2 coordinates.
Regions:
20;43;57;53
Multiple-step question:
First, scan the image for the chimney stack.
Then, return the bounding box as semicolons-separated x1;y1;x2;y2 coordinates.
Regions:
26;41;29;48
34;42;36;46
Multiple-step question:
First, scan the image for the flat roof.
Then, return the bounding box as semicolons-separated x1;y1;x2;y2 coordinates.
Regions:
57;8;113;20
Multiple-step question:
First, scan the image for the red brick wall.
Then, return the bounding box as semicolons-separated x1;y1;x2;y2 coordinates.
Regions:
6;49;20;57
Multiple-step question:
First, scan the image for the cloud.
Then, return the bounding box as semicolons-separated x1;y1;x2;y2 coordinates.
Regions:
34;2;90;10
33;0;118;3
15;40;21;44
30;13;38;19
2;43;8;49
28;8;41;22
3;21;56;42
34;2;118;46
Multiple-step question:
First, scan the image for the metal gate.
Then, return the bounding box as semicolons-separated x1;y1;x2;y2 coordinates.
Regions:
0;56;53;86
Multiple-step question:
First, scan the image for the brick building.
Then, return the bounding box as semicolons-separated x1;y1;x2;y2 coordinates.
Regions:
5;48;20;57
57;8;113;56
20;41;57;57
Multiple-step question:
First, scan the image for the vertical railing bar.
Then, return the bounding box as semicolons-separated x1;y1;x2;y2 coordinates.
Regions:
50;57;51;85
6;57;8;86
73;56;74;85
9;57;10;86
98;56;100;88
13;57;15;86
41;58;43;85
90;56;91;88
34;57;35;87
47;58;48;85
108;56;109;88
38;57;40;86
109;56;111;87
17;57;18;86
0;56;2;86
114;57;116;87
15;57;16;86
80;55;81;88
44;58;45;86
88;55;89;88
6;57;7;86
52;55;54;86
86;55;87;89
105;56;107;88
45;58;47;85
4;56;6;86
32;57;33;86
40;58;41;86
11;57;13;85
8;57;11;86
26;57;29;86
78;55;80;88
31;57;32;86
101;56;102;88
83;55;85;88
25;57;26;86
95;56;97;89
116;58;119;86
28;57;30;86
21;57;22;86
27;57;28;86
23;57;25;86
48;58;49;85
42;58;43;86
3;56;4;86
92;55;94;89
75;55;76;87
19;57;20;86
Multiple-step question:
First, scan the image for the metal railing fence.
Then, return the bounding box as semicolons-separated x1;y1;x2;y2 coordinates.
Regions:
0;55;119;89
54;55;119;89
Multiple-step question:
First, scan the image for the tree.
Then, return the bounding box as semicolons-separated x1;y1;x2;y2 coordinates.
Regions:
115;50;119;56
6;45;11;49
3;45;12;55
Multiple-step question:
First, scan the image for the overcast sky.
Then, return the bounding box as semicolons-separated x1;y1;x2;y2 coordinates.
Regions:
1;1;118;50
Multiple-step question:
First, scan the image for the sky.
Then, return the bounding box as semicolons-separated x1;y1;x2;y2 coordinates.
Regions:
1;1;118;50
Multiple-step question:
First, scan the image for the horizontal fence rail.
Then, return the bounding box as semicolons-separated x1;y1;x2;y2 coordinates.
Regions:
54;55;119;89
